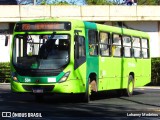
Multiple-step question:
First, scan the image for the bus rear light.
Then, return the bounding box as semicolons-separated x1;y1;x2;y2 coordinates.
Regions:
59;71;70;83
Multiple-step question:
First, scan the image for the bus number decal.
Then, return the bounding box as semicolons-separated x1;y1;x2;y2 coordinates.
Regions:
24;78;31;82
48;78;56;82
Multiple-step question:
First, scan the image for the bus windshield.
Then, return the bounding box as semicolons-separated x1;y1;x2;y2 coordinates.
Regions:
12;34;70;70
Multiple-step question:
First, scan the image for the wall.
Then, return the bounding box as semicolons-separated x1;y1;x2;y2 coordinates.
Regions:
0;35;10;62
1;5;160;22
0;5;160;62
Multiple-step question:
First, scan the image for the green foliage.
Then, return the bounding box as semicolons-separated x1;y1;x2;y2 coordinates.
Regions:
40;0;75;5
85;0;113;5
138;0;157;5
111;0;160;5
0;62;10;83
85;0;160;5
41;0;47;5
55;1;70;5
20;0;160;5
156;0;160;5
151;58;160;85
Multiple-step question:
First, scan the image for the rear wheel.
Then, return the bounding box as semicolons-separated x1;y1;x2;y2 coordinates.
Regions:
83;79;91;103
126;75;134;97
83;79;97;103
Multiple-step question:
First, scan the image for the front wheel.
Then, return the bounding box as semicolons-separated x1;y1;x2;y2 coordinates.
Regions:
126;75;134;97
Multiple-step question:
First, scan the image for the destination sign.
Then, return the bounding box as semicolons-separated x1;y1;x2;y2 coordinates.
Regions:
15;22;71;31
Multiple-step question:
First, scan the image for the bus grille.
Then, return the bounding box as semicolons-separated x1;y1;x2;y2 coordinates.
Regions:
22;85;54;92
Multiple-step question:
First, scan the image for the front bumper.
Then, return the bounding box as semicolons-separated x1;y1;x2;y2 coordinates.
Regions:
11;79;85;94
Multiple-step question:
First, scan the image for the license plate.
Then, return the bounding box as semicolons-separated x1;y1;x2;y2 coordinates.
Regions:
32;88;43;93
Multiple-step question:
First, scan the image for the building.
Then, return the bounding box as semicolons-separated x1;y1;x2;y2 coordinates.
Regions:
0;5;160;62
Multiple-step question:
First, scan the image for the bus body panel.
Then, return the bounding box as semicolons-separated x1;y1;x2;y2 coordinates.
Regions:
84;22;99;90
10;18;151;97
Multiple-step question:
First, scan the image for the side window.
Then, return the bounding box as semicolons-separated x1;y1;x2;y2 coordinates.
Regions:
132;37;141;58
78;36;86;58
123;36;131;57
141;38;149;58
74;36;85;59
99;32;110;56
88;30;98;56
74;35;86;70
112;34;122;57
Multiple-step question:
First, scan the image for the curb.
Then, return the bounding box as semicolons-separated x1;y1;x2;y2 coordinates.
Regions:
0;83;10;85
137;86;160;90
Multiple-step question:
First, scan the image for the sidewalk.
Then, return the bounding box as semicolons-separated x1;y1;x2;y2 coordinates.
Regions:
0;83;10;85
137;86;160;89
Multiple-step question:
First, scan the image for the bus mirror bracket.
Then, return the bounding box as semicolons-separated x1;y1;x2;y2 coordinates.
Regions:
74;30;82;36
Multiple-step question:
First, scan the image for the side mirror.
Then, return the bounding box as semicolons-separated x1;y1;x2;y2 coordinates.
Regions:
5;35;9;46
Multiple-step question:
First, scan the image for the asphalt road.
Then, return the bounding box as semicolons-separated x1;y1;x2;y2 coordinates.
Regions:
0;84;160;120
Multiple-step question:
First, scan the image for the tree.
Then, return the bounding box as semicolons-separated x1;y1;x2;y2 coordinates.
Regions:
137;0;157;5
17;0;160;5
17;0;70;5
38;0;80;5
157;0;160;5
17;0;33;4
40;0;70;5
84;0;114;5
103;0;160;5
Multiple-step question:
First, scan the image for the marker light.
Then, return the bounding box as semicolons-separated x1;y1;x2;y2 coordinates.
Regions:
59;71;70;83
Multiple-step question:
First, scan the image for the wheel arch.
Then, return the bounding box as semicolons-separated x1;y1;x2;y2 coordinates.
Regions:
88;72;97;82
88;72;98;92
129;72;135;80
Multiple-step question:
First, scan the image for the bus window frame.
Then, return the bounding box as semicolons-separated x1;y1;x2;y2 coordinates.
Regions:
112;33;123;57
132;36;142;58
74;35;86;70
141;38;150;59
88;30;99;56
122;35;132;58
99;31;111;57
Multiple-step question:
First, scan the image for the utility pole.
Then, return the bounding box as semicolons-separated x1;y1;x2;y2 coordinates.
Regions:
33;0;36;5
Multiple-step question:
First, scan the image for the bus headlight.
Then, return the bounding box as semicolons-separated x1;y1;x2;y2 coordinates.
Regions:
11;72;18;82
59;71;70;83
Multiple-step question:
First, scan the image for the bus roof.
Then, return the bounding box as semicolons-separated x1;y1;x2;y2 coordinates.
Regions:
16;18;149;39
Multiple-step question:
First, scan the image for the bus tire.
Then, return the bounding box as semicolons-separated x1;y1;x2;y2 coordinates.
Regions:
126;75;134;97
83;79;91;103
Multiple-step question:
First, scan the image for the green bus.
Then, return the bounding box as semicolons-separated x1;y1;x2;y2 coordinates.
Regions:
9;18;151;102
